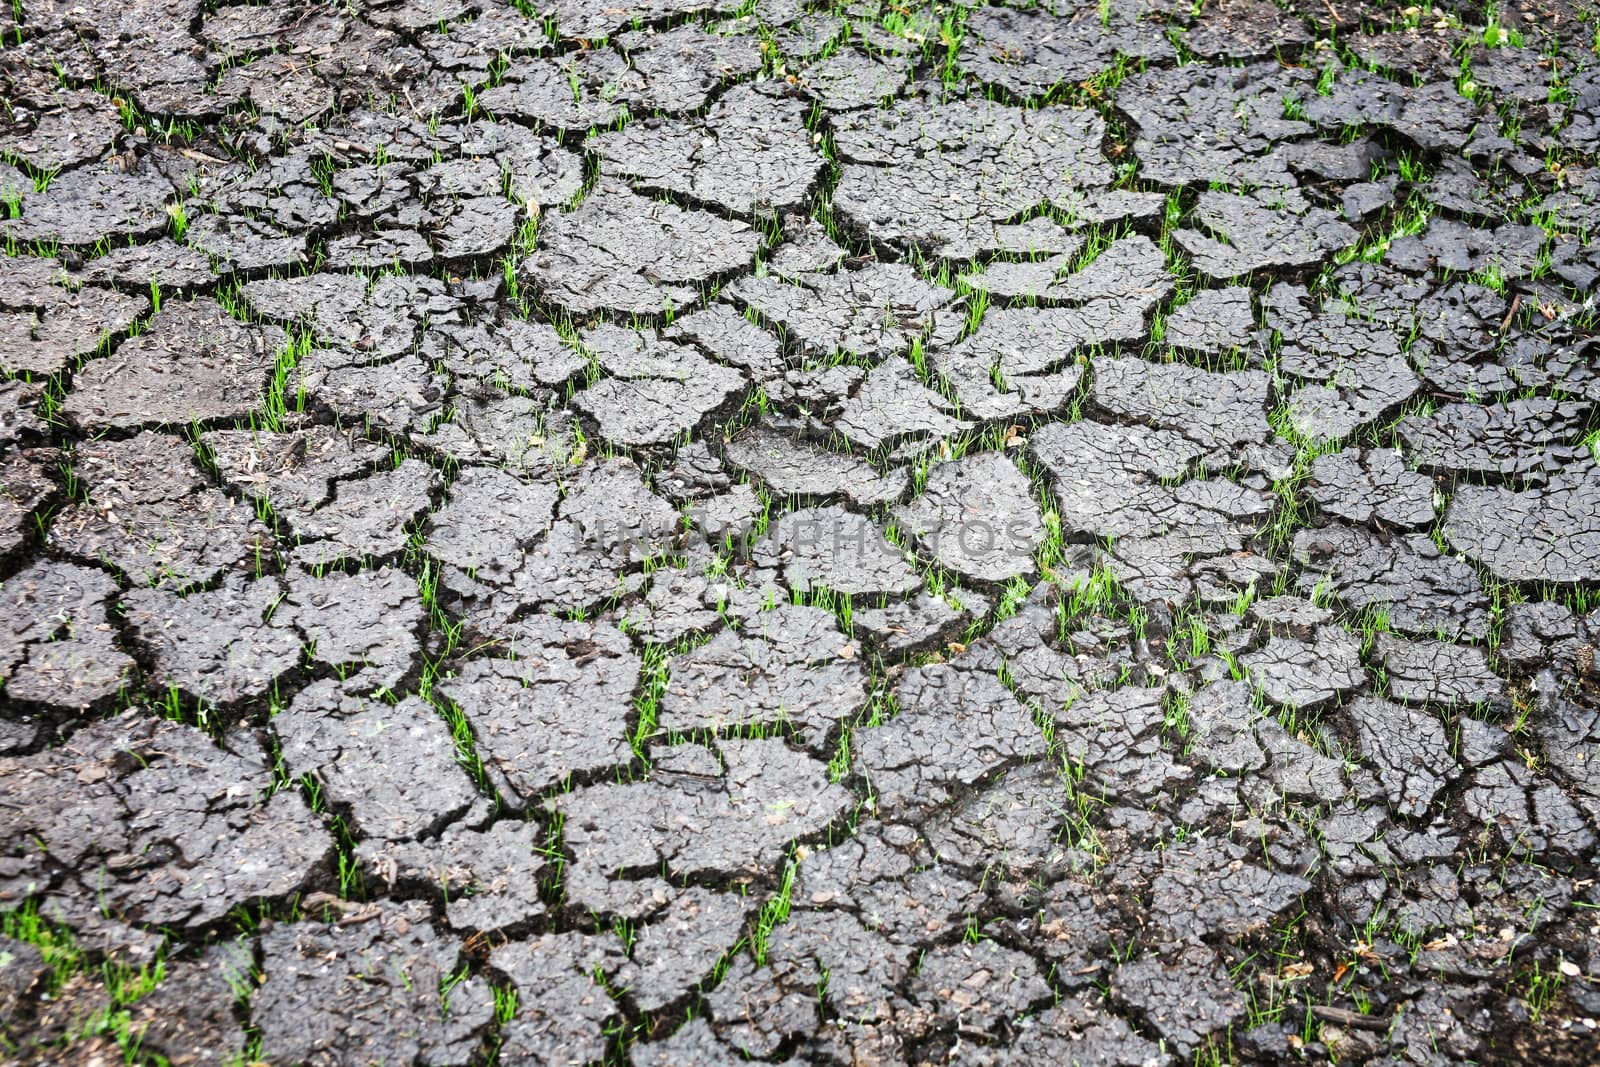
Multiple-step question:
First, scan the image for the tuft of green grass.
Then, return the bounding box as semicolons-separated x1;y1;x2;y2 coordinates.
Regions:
260;326;313;432
752;860;797;965
1517;958;1566;1023
630;643;671;759
0;903;179;1060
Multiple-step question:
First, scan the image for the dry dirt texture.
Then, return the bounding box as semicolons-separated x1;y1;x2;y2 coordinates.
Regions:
2;0;1600;1064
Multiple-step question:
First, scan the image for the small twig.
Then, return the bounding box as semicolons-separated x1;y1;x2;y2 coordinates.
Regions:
179;148;231;165
328;138;373;156
1311;1005;1388;1031
1500;292;1522;333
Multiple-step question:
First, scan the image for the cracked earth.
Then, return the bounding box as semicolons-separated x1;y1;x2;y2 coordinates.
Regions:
2;0;1600;1064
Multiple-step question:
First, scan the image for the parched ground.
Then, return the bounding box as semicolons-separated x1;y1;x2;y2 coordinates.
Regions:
2;0;1600;1064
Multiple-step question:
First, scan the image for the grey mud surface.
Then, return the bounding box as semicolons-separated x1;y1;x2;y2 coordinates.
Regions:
2;0;1600;1065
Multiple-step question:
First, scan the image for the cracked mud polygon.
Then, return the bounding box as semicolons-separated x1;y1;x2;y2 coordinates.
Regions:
2;0;1600;1064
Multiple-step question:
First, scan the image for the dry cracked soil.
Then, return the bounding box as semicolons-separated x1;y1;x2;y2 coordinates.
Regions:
2;0;1600;1064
